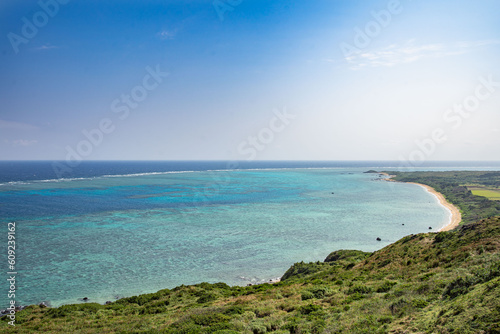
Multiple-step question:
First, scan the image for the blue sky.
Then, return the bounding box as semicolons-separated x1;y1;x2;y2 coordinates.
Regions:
1;0;499;161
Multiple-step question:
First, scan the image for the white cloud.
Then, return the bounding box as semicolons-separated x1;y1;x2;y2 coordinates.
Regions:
343;39;500;70
0;119;38;130
157;29;177;40
34;44;58;51
463;140;481;146
12;139;38;147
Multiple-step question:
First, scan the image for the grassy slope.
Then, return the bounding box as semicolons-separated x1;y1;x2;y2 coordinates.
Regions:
2;172;500;333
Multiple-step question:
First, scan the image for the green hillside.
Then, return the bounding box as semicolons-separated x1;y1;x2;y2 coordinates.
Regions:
3;172;500;333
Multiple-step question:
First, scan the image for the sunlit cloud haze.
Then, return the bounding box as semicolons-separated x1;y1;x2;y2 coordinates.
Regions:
1;0;499;161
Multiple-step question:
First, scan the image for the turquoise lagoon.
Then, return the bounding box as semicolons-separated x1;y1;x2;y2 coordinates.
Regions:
1;167;450;307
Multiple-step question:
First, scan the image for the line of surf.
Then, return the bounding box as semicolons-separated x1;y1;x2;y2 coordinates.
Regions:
9;165;484;187
0;166;366;187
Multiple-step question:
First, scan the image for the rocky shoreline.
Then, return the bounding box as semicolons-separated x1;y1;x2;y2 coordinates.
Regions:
0;301;49;317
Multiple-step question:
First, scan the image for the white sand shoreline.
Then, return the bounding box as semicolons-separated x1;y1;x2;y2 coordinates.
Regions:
410;183;462;231
380;173;462;231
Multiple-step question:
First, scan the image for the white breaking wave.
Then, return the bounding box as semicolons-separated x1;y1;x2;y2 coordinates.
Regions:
0;166;389;187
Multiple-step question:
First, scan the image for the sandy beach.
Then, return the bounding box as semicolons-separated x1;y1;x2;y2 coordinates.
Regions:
381;174;462;231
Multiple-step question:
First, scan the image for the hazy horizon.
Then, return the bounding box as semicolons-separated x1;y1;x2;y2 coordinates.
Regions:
1;159;500;162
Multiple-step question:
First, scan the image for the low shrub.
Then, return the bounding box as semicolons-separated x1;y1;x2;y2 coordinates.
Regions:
298;304;323;315
347;285;372;295
442;276;476;299
301;290;314;301
310;286;332;298
46;303;104;318
375;281;397;293
197;292;217;304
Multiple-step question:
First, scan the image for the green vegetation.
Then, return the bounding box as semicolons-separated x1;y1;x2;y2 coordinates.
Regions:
2;171;499;333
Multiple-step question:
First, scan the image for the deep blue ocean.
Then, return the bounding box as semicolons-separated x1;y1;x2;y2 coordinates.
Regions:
1;160;500;307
